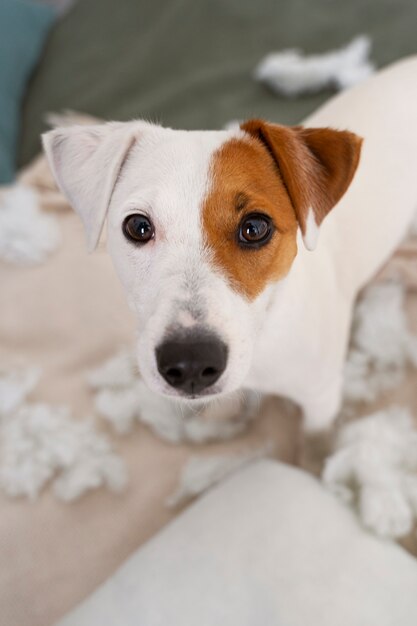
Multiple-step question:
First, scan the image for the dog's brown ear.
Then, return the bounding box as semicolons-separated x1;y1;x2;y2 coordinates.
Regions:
42;122;137;251
240;119;362;250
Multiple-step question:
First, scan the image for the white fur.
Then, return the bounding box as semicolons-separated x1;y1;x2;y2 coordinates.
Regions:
43;57;417;432
248;57;417;428
107;127;261;398
0;185;61;265
410;208;417;236
302;208;320;251
323;407;417;538
255;35;375;97
42;121;147;251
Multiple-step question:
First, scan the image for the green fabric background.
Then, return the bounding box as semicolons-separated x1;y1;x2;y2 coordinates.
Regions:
18;0;417;166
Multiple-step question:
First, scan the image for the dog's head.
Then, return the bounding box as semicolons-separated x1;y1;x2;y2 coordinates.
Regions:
43;120;361;400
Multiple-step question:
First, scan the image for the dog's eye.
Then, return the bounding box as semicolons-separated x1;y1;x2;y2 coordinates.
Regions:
238;213;273;247
123;214;155;244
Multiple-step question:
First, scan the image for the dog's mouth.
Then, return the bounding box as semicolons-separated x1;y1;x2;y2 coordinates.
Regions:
158;381;226;402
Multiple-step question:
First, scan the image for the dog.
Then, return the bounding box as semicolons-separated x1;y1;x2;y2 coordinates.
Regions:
42;56;417;432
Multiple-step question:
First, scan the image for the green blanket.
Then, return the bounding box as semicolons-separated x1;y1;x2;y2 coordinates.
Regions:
19;0;417;166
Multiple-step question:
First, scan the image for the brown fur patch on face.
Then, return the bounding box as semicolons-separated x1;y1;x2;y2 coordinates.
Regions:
202;136;298;300
241;120;363;244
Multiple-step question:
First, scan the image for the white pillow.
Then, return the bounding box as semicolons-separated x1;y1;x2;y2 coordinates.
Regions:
57;460;417;626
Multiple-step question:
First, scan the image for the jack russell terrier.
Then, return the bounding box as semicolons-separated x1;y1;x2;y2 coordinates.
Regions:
43;57;417;432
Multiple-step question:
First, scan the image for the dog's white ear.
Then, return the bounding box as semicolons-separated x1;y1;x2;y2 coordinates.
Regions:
241;119;362;250
42;122;136;251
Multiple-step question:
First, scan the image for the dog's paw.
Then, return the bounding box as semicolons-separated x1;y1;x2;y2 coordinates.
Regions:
323;407;417;539
359;484;414;538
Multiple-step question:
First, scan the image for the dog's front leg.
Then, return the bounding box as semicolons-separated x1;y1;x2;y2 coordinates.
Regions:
299;373;344;433
296;374;344;475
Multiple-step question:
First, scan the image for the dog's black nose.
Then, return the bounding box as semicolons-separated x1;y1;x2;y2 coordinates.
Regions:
156;332;228;395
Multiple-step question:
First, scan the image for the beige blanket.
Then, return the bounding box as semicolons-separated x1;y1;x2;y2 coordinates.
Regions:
0;155;416;626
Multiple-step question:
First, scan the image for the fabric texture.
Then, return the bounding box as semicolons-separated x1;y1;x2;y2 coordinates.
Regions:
56;461;417;626
0;0;55;183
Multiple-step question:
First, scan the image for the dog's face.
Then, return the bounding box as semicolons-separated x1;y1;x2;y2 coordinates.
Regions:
43;120;361;400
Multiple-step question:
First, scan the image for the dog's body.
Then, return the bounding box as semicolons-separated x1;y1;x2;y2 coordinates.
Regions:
248;57;417;427
43;57;417;431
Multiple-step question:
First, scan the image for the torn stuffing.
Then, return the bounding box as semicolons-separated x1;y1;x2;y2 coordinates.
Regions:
343;349;403;405
0;403;127;501
95;381;256;443
0;367;41;416
0;367;127;501
89;351;257;444
353;282;415;368
0;185;61;265
343;281;417;404
87;349;138;390
223;119;241;131
255;35;374;97
323;407;417;538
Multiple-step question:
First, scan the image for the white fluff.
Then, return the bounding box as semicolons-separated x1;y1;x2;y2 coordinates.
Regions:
324;280;417;539
0;367;41;415
354;282;416;367
0;367;127;501
323;407;417;538
343;281;417;404
87;349;138;390
95;381;255;443
343;349;402;404
222;119;241;131
167;446;271;508
89;352;256;444
45;110;101;129
255;35;374;97
0;185;61;265
0;404;126;501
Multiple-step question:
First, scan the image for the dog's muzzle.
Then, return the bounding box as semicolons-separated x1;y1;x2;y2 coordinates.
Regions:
156;329;228;396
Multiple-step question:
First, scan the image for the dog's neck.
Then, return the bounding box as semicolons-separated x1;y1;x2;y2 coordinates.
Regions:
247;232;351;398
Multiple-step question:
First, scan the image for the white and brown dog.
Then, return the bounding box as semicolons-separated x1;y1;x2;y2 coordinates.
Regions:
43;57;417;432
